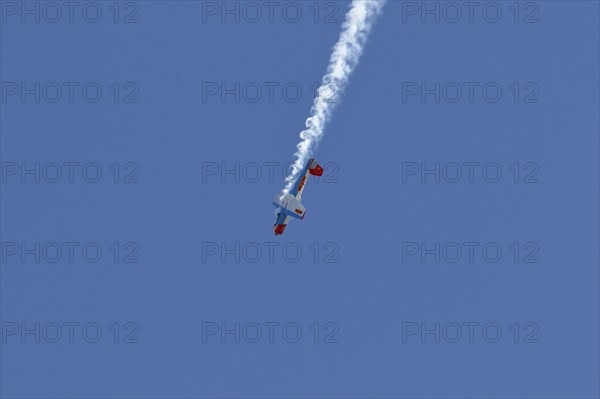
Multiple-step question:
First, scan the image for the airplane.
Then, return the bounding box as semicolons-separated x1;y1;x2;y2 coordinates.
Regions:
273;158;324;235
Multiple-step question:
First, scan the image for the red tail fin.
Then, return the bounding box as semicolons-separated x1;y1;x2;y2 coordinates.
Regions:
309;164;324;176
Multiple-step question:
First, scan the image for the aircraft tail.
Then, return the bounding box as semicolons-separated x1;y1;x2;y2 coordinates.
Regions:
308;159;324;176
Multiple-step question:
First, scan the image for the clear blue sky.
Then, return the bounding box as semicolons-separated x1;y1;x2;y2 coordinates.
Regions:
1;1;599;397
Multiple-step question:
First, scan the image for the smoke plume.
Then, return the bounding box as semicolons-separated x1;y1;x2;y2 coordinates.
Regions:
281;0;386;194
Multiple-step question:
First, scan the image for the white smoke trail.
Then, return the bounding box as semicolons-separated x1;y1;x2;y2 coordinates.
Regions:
281;0;386;195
